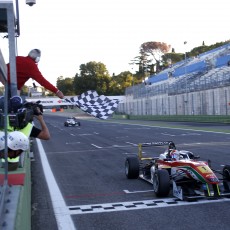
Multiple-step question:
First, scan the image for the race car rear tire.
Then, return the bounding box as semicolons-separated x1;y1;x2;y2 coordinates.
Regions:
153;169;170;197
223;165;230;192
125;157;139;179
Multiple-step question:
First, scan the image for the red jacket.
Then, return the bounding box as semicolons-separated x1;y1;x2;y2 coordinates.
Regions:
7;56;58;93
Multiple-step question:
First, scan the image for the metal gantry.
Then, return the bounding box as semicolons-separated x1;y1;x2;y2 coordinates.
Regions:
0;0;19;227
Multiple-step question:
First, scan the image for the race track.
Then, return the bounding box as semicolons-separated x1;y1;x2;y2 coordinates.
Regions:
31;114;230;230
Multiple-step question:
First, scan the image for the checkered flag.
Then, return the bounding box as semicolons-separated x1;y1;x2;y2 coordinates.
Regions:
66;90;120;119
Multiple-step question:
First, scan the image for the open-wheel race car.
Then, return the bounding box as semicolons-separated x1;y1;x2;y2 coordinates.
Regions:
64;117;81;127
125;141;230;201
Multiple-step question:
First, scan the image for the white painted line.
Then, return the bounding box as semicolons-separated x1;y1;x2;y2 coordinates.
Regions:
66;142;81;145
161;133;175;136
125;142;137;146
91;144;102;148
181;133;201;136
123;189;154;194
79;133;93;136
123;152;137;155
124;127;151;130
184;143;202;145
36;139;76;230
112;145;131;147
92;144;132;149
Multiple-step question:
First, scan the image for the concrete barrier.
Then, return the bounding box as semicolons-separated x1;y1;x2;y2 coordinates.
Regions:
0;151;31;230
123;115;230;123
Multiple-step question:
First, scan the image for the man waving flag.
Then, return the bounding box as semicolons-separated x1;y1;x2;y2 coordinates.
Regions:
66;90;119;119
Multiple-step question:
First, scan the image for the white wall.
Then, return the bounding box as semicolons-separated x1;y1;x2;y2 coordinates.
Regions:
118;86;230;116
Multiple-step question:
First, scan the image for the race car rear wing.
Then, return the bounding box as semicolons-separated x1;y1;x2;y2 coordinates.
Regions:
140;141;174;147
138;141;176;159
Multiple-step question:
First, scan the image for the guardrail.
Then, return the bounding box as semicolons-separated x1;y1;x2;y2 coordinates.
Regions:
0;149;32;229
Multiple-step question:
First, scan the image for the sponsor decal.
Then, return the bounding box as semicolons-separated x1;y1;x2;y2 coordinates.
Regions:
40;101;53;103
57;99;66;103
173;181;183;200
197;166;212;174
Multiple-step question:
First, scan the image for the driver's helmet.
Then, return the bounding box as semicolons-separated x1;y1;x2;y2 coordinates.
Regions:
167;141;176;157
7;131;29;151
170;149;180;160
0;131;5;150
168;141;176;150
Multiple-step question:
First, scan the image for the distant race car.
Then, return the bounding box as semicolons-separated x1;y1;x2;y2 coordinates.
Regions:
125;141;230;201
64;117;81;127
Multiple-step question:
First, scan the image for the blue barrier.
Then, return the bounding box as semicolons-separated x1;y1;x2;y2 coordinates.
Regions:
148;72;168;84
215;55;230;67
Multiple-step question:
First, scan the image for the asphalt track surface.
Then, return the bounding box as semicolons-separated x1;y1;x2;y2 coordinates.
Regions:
31;114;230;230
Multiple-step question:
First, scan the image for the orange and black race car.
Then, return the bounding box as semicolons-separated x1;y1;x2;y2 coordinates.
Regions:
125;141;230;201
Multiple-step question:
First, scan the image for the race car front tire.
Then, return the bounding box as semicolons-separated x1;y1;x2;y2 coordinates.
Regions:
125;156;139;179
153;169;170;197
223;165;230;192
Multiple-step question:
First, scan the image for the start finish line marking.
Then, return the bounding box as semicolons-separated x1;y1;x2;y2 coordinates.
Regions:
67;197;230;215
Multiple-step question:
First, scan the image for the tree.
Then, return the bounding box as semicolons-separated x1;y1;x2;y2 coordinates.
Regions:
73;61;111;95
20;85;29;96
162;52;184;66
47;40;230;97
140;41;171;73
109;71;134;95
130;54;151;82
56;76;75;95
0;86;4;96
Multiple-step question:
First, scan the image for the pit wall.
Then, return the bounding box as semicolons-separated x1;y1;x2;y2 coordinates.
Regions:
0;151;31;230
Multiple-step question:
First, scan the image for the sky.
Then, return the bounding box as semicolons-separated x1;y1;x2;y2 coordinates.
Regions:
0;0;229;87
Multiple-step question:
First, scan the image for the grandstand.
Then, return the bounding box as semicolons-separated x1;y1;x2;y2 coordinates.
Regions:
126;43;230;97
121;43;230;116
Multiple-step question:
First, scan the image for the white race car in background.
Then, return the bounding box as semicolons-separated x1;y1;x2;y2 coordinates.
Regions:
64;117;81;127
